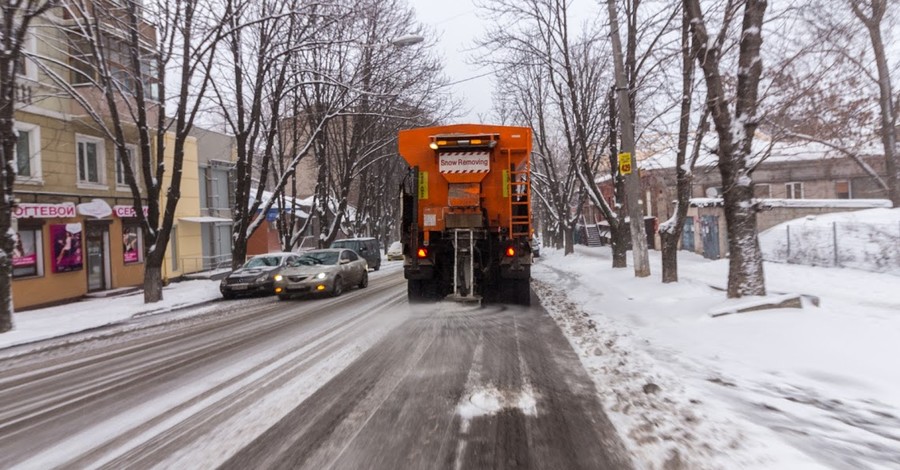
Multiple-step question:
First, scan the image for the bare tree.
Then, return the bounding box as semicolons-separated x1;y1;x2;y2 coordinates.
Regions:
299;0;442;249
0;0;57;331
659;6;708;283
684;0;768;297
847;0;897;206
210;0;332;269
31;0;230;302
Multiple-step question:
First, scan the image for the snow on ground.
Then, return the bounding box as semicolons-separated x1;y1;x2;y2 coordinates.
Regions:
533;245;900;469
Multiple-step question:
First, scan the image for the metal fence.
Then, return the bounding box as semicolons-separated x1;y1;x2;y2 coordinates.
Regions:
762;221;900;273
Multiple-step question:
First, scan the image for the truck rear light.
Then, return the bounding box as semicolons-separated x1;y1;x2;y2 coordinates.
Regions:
417;248;428;258
505;247;516;257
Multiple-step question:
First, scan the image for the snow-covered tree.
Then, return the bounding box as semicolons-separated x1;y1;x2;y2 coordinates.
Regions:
0;0;57;332
684;0;768;297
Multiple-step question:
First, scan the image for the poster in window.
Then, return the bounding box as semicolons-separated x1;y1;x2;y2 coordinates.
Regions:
12;230;37;268
123;225;140;263
51;223;83;273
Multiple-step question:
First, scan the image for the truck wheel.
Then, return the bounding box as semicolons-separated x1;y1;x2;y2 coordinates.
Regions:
222;291;235;300
407;280;424;303
516;279;532;306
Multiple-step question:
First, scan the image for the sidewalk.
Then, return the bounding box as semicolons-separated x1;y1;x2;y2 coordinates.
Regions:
1;279;222;350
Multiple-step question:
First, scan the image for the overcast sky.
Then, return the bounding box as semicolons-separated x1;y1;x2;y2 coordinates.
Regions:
407;0;493;123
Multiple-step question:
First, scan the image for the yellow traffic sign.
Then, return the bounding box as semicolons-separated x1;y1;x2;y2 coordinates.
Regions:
618;152;632;175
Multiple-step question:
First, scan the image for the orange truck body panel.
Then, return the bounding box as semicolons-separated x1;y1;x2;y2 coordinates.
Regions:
397;124;532;235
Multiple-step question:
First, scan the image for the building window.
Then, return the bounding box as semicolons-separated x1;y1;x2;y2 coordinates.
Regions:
122;223;143;264
14;123;41;182
116;145;136;188
15;32;36;80
77;135;106;185
753;184;770;198
785;182;803;199
13;227;44;278
202;163;235;210
835;180;851;199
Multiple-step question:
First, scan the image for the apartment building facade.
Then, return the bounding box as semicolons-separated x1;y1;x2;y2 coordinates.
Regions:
11;5;204;310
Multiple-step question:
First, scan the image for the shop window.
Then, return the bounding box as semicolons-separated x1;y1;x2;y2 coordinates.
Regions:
13;227;44;278
14;122;41;182
785;182;803;199
835;180;851;199
122;223;143;264
77;135;106;186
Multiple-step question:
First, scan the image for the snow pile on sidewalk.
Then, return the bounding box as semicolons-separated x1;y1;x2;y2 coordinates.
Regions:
533;245;900;469
759;207;900;274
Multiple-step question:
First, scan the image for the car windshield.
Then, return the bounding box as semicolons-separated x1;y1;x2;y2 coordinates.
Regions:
295;251;339;266
243;256;283;268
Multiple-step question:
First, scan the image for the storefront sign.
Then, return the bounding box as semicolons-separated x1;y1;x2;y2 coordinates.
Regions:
50;223;83;273
13;203;76;219
77;199;113;219
114;205;150;218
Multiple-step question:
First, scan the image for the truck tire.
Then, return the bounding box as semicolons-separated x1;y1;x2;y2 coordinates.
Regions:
515;279;531;306
407;280;424;303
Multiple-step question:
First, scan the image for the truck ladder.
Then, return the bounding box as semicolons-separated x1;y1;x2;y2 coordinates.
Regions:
505;149;531;238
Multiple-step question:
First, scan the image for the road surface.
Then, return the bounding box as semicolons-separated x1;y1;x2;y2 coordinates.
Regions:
0;269;632;469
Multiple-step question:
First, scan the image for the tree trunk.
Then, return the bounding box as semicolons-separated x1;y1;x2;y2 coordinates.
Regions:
1;59;18;332
611;222;629;268
723;185;766;297
564;225;574;255
143;263;164;303
232;235;248;271
660;231;679;283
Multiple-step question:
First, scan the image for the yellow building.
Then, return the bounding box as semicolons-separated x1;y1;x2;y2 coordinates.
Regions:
159;132;205;281
11;9;205;309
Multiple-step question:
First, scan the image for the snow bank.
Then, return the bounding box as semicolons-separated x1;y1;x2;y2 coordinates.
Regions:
759;207;900;274
534;245;900;468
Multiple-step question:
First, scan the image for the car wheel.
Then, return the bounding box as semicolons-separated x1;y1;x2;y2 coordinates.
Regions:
359;271;369;289
373;261;380;271
278;294;291;301
222;291;235;300
332;276;343;297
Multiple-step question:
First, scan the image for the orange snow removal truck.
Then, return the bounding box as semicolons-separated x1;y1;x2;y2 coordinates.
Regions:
397;124;534;305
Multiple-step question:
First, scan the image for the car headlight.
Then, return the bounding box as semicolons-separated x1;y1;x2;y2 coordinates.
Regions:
274;274;283;282
316;272;327;280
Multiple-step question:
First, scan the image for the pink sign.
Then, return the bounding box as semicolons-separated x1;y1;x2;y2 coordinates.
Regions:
13;203;76;219
114;205;149;218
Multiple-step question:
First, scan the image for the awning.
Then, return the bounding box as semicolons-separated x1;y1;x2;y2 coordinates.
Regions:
179;216;232;223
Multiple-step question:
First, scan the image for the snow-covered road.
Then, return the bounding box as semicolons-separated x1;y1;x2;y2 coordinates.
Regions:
0;269;632;469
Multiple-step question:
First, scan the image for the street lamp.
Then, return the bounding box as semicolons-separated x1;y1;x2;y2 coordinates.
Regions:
389;34;424;47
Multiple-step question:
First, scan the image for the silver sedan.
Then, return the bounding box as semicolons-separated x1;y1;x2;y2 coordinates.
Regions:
273;249;369;300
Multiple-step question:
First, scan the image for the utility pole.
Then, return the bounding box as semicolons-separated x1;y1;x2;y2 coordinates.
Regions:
605;0;650;277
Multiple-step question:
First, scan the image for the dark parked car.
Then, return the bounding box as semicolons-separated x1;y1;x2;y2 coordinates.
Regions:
274;249;368;300
220;252;299;299
330;237;381;270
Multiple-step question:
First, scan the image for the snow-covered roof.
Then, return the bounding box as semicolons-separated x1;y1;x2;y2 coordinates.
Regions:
690;198;893;209
637;134;885;172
